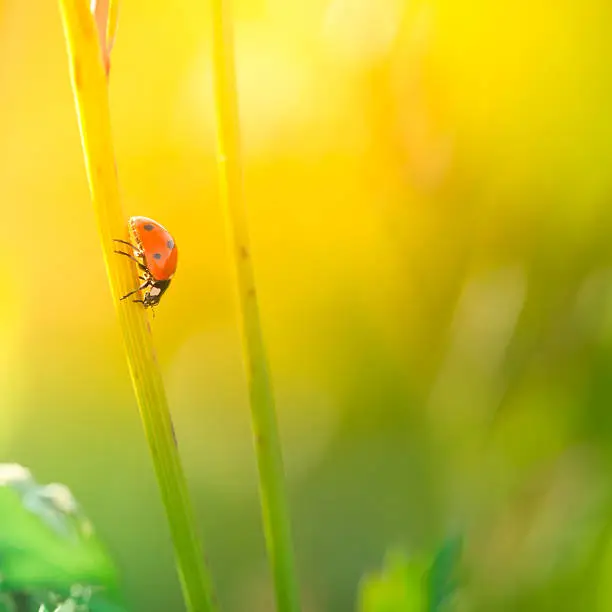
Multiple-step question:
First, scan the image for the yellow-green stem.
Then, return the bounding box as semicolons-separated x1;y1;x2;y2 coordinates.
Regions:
209;1;301;611
58;2;216;610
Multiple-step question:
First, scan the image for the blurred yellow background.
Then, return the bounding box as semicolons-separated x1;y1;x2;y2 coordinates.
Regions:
3;0;612;610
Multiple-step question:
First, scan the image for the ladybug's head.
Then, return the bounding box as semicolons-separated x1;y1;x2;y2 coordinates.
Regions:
142;280;171;308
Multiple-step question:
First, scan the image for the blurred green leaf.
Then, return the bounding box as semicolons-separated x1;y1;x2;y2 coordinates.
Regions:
0;464;118;598
358;549;427;612
426;535;463;612
357;536;463;612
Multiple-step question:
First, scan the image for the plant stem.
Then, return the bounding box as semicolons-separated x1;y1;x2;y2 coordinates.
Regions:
209;1;301;611
57;2;217;610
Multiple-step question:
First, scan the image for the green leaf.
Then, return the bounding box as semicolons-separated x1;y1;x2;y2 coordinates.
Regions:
358;549;427;612
426;535;463;612
357;536;463;612
0;464;118;596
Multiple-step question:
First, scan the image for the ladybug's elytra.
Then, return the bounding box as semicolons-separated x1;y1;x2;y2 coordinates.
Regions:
113;216;178;308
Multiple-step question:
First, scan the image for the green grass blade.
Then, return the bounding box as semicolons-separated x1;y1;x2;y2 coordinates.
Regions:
57;2;217;610
209;1;301;610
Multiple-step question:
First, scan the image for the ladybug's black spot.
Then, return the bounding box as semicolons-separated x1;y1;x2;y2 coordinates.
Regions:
143;223;155;231
167;239;175;249
153;253;162;260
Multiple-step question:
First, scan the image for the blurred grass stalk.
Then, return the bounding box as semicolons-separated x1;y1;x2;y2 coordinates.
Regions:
209;1;301;611
57;2;217;610
91;0;119;74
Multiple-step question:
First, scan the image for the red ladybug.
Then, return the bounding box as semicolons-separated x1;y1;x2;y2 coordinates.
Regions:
113;216;178;308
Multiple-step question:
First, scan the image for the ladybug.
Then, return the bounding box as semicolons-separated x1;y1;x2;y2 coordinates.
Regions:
113;216;178;308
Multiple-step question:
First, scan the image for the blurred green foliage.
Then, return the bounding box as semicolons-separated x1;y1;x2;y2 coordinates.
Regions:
359;550;427;612
0;464;123;611
357;536;461;612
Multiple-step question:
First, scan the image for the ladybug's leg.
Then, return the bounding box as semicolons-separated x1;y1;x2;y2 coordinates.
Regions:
114;249;149;274
113;238;142;254
132;300;156;318
120;279;151;301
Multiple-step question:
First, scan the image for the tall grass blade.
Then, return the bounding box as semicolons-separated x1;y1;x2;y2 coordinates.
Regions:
209;1;301;610
57;2;217;610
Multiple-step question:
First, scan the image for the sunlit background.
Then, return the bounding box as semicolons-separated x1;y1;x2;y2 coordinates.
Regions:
2;0;612;610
